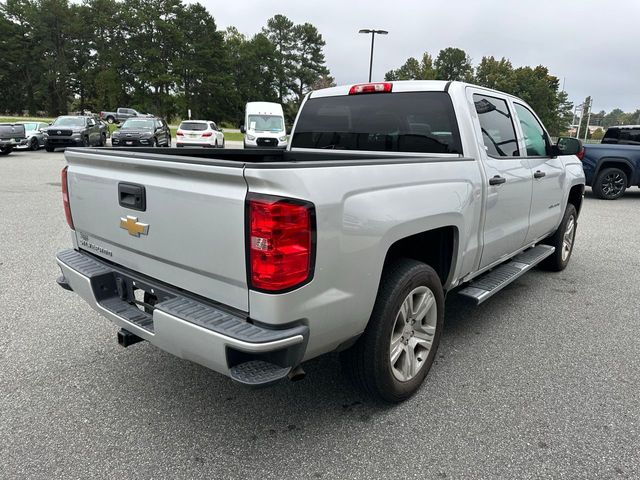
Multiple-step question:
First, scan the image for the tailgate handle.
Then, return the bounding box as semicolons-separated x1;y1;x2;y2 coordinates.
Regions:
118;183;146;211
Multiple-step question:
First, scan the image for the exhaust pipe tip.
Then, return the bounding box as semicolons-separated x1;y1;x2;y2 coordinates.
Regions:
287;365;306;382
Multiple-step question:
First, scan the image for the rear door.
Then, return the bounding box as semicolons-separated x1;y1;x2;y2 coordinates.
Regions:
65;150;250;310
512;102;565;243
468;89;534;268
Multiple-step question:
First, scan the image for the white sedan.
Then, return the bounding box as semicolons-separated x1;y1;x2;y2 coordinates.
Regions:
176;120;225;148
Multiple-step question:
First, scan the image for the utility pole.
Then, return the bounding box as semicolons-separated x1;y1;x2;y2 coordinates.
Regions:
584;98;593;142
358;29;388;82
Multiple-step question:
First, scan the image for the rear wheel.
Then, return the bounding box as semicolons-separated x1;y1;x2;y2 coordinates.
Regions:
0;146;12;156
593;167;627;200
341;258;444;403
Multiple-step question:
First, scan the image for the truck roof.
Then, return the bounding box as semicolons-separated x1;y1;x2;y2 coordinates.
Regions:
309;80;522;102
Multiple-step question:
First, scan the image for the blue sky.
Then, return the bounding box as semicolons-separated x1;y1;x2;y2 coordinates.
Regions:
200;0;640;112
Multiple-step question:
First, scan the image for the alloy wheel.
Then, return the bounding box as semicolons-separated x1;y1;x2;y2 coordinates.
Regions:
389;286;438;382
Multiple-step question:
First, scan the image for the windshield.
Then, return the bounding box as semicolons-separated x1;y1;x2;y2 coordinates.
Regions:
180;122;208;131
248;115;284;132
291;92;462;154
53;117;86;127
121;119;155;130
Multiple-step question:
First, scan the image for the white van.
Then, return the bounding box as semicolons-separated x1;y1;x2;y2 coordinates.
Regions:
241;102;288;149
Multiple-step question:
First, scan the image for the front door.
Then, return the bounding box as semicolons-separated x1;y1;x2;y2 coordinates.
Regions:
512;102;565;243
469;90;533;269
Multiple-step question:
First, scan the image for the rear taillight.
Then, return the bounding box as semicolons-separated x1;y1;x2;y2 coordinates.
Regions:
349;82;393;95
61;166;74;229
577;145;585;160
202;132;213;137
248;194;315;292
176;130;184;136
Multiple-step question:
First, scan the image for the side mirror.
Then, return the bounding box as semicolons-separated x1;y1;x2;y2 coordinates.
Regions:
240;125;245;134
554;136;582;156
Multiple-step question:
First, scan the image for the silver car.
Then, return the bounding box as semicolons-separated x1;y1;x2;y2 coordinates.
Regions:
17;121;48;151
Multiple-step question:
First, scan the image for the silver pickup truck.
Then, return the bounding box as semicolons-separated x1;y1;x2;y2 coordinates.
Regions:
56;81;585;402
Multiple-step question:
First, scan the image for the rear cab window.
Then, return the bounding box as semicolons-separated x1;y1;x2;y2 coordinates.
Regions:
291;91;463;154
603;127;640;145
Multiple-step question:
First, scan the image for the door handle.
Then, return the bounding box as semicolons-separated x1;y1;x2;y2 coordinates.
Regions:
489;175;507;185
534;170;546;179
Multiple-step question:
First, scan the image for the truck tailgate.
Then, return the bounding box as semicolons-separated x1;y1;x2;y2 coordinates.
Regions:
65;149;249;311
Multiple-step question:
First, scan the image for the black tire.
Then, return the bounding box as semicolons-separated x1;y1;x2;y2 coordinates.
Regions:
100;133;106;147
220;138;225;148
541;203;578;272
0;147;12;156
592;167;627;200
165;138;171;147
82;136;90;147
29;137;39;151
45;146;55;152
152;138;158;147
341;258;444;403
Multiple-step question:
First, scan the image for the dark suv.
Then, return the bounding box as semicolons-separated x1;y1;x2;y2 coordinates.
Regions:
111;117;171;147
43;115;108;152
581;126;640;199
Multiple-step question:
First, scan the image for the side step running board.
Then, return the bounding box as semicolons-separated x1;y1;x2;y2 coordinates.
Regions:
458;245;555;304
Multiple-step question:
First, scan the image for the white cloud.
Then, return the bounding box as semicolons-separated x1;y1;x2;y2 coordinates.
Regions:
198;0;640;112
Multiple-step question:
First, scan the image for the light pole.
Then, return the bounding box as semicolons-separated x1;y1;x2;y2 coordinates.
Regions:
359;28;388;82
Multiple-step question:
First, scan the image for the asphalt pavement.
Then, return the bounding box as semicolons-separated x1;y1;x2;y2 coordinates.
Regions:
1;149;639;479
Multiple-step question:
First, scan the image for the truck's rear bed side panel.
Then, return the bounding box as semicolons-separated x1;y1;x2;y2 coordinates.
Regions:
244;157;483;360
65;150;250;311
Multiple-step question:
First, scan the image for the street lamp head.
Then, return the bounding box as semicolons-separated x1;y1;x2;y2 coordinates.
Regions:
359;29;388;35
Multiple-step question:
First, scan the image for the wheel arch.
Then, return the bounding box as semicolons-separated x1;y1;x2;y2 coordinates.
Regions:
595;157;634;186
567;184;585;216
382;225;459;290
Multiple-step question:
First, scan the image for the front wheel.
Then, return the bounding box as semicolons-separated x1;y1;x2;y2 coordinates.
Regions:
593;167;627;200
45;145;55;152
541;204;578;272
341;258;444;403
0;146;12;156
29;137;39;150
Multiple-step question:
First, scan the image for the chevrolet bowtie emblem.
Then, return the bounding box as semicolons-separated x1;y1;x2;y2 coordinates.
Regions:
120;216;149;237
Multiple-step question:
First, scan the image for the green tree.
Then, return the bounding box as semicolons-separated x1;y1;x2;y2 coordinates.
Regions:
474;56;514;92
263;14;296;103
434;47;473;81
290;22;329;105
385;53;436;81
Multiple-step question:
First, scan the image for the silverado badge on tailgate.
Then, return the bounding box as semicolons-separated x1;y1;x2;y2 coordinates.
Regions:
120;216;149;237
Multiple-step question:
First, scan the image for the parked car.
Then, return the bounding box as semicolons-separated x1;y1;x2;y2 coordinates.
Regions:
241;102;288;149
99;107;152;124
0;123;26;155
176;120;225;148
581;125;640;199
16;121;48;150
111;117;171;147
55;80;585;402
43;115;108;152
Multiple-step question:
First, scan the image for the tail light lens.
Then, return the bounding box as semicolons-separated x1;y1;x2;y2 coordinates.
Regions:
176;130;184;136
349;82;393;95
61;166;74;229
577;145;585;160
248;194;315;292
202;132;213;137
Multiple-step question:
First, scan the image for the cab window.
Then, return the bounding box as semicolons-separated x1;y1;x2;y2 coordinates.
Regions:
514;103;549;156
473;94;519;157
